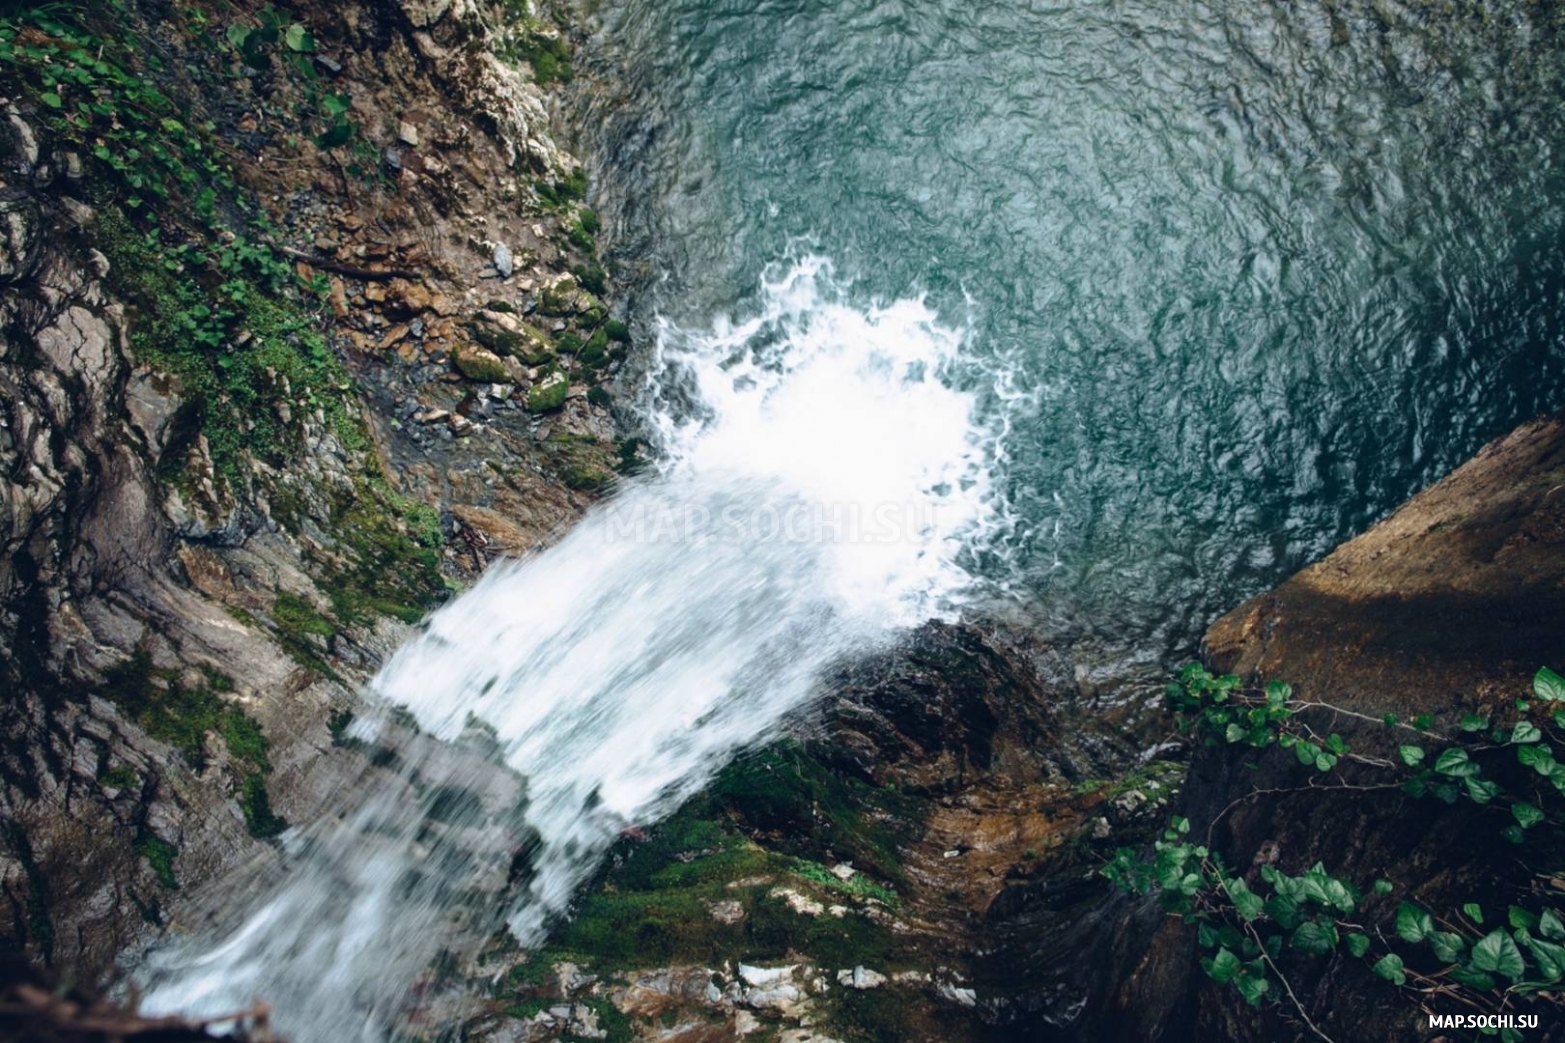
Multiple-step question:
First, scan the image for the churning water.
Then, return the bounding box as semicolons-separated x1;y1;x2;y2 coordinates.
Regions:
580;0;1565;655
139;260;997;1038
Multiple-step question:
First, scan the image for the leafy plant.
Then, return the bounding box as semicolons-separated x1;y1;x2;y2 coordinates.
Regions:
1106;665;1565;1041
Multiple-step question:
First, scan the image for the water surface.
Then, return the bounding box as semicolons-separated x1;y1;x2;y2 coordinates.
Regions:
582;0;1565;653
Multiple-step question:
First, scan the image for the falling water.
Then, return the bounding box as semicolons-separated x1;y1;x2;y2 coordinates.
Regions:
136;258;999;1040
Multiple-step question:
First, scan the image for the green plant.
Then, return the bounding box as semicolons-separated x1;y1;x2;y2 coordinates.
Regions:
134;832;178;889
223;8;360;153
100;650;287;840
1106;665;1565;1041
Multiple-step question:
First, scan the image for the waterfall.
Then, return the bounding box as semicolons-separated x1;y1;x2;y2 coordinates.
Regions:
137;258;997;1040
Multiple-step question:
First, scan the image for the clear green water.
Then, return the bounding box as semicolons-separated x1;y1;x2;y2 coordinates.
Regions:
581;0;1565;655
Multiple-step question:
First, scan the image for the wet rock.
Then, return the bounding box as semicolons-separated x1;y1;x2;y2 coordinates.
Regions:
494;242;514;278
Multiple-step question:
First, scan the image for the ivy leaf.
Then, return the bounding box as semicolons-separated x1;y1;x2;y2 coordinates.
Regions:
1535;666;1565;703
1512;722;1544;745
1225;878;1264;923
284;24;314;52
1461;713;1488;732
1435;748;1479;777
1372;952;1406;986
1372;879;1395;896
1541;909;1565;941
1346;932;1371;958
1225;723;1245;743
41;91;62;109
1428;930;1467;963
1398;745;1425;767
1235;972;1269;1006
1513;803;1545;829
1518;743;1555;771
1265;680;1291;706
1205;947;1241;985
1448;965;1496;991
1264;893;1302;930
1502;825;1525;845
1522;935;1565;982
1465;776;1500;805
1471;929;1526;981
1291;920;1338;955
1510;907;1540;932
1464;903;1485;925
1396;902;1433;944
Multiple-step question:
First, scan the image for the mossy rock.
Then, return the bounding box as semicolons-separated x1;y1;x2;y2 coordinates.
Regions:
526;370;569;412
581;328;610;365
454;345;510;383
538;277;603;318
471;311;556;365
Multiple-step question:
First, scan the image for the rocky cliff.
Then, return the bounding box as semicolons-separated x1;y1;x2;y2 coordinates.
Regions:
0;0;630;981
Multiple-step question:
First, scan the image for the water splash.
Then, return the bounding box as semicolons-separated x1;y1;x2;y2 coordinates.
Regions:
137;258;996;1039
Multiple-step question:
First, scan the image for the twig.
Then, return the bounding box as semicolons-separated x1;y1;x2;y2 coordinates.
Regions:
1242;919;1338;1043
277;245;419;281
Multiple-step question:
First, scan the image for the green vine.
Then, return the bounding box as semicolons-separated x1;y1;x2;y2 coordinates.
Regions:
1106;664;1565;1041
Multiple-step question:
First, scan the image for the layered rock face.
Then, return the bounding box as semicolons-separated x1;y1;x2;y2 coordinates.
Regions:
0;0;628;979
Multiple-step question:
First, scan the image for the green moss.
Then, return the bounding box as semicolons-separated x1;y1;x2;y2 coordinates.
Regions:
574;260;607;296
567;217;597;254
709;742;920;884
562;463;613;492
238;773;287;838
97;209;367;490
790;859;897;905
535;168;588;209
586;386;612;409
135;833;179;889
472;320;556;365
574;998;634;1043
535;756;917;976
454;347;511;383
604;320;631;344
581;328;610;365
99;651;286;840
828;985;922;1043
527;371;570;412
317;481;448;627
273;592;334;639
268;592;338;677
98;762;138;791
